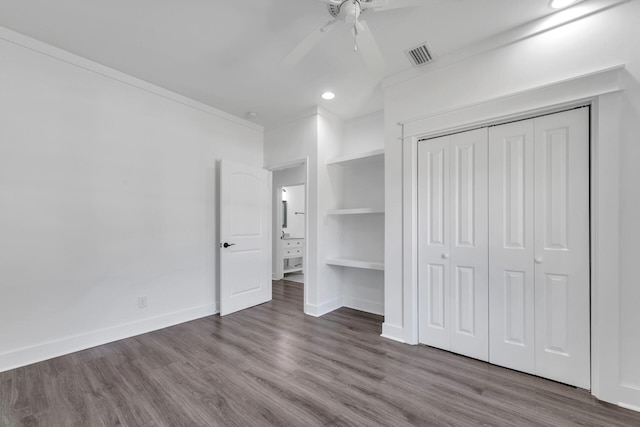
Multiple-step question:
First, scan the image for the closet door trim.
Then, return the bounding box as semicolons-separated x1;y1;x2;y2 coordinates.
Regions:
399;67;625;404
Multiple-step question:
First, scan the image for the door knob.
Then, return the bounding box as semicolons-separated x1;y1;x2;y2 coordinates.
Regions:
535;257;543;264
222;242;236;248
441;253;449;259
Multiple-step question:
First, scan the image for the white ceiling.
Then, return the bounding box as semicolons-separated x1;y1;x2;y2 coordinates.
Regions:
0;0;560;125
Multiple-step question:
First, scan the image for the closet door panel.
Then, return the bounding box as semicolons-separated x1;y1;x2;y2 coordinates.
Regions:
534;108;590;389
418;136;451;350
489;120;535;374
449;128;489;361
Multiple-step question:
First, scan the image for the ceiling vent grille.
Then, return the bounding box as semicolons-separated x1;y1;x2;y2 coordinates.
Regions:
405;43;435;67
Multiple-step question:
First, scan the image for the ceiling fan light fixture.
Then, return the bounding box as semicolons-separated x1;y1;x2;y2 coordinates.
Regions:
321;91;336;100
339;0;362;23
549;0;578;9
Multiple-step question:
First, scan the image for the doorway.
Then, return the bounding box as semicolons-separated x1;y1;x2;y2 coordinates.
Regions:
270;161;308;308
280;184;305;283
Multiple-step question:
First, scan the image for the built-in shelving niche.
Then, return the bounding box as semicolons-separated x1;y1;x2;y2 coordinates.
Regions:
325;149;384;273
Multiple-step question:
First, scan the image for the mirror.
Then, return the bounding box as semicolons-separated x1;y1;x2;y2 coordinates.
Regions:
282;200;287;228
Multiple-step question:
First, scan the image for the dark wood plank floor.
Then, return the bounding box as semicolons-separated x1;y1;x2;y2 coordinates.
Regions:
2;280;639;426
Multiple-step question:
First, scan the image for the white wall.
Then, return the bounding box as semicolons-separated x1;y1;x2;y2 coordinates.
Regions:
273;165;306;188
265;111;323;312
0;27;263;371
343;111;385;157
383;1;640;409
316;111;345;311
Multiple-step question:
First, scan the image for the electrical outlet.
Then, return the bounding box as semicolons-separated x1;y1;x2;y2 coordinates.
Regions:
138;296;148;309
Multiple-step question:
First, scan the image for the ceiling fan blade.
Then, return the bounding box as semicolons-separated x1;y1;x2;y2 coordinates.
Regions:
281;19;337;69
352;20;386;74
310;0;343;5
361;0;430;11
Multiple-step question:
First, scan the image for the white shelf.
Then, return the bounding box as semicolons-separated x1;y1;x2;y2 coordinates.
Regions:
326;148;384;167
326;208;384;215
325;258;384;271
284;267;303;274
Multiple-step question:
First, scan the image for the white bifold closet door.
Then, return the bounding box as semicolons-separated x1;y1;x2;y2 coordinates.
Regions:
487;119;536;372
418;128;489;361
418;107;590;389
488;108;590;389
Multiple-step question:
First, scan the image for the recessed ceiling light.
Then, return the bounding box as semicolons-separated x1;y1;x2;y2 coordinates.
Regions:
244;112;257;120
321;91;336;100
549;0;578;9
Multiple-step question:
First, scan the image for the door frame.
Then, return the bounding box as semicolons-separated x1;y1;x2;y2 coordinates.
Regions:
398;66;624;402
267;158;309;310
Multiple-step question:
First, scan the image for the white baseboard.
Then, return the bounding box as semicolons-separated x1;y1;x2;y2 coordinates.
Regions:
0;304;217;373
381;322;405;343
305;297;343;317
342;296;384;316
618;402;640;413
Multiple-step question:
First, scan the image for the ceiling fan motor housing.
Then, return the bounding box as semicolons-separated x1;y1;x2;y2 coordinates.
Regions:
328;0;363;23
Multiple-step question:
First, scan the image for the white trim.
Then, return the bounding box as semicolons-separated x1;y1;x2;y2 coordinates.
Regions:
265;157;307;172
0;304;217;373
401;65;624;137
381;323;405;343
266;107;320;131
305;297;343;317
343;296;384;316
325;258;384;271
326;149;385;166
316;106;343;123
0;25;262;132
590;92;624;405
589;97;602;398
326;208;384;215
275;186;285;281
401;66;625;406
402;131;420;345
618;402;640;412
268;106;341;131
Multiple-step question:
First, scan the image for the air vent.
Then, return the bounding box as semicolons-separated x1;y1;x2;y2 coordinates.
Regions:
405;43;436;67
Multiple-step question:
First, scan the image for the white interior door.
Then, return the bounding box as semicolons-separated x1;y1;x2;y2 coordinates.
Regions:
220;160;272;316
488;119;536;375
533;108;590;389
418;129;489;361
418;136;451;350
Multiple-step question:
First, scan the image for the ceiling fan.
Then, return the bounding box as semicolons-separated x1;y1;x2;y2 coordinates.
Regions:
282;0;428;73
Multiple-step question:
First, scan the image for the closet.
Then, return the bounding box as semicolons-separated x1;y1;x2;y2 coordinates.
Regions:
417;107;590;389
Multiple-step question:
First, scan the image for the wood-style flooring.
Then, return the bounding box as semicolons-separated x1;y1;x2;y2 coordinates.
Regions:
2;280;639;426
